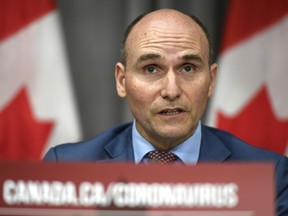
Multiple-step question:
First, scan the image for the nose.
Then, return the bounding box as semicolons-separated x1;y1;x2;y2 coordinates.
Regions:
160;70;181;101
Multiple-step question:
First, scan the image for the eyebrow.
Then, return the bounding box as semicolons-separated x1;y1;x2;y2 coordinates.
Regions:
135;53;204;65
180;54;204;63
136;53;162;64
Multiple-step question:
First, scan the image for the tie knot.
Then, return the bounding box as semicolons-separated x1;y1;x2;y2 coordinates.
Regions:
147;150;177;164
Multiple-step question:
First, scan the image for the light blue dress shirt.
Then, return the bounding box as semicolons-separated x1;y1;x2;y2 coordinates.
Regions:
132;120;202;164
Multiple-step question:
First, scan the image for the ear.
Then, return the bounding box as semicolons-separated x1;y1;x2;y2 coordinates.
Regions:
208;63;217;97
115;62;127;98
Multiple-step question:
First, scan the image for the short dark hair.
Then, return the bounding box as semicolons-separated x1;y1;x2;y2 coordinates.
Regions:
120;11;214;66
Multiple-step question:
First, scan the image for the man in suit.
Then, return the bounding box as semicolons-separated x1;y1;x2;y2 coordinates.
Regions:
44;9;288;215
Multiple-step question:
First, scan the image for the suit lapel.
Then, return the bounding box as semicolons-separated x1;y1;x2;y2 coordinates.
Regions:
104;124;135;162
198;126;231;162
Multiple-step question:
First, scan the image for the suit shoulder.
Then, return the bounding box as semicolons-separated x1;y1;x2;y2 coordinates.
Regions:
202;125;285;161
43;123;132;161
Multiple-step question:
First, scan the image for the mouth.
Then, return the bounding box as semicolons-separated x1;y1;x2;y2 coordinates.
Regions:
159;108;184;115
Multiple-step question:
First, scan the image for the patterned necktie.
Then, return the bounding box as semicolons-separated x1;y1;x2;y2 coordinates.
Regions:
147;150;178;164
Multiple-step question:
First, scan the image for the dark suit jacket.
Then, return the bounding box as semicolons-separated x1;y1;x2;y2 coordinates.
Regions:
43;123;288;215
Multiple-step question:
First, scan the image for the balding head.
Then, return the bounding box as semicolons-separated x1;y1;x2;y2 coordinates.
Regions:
120;9;213;66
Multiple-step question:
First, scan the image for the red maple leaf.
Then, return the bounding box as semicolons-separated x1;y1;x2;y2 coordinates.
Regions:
0;87;54;160
217;85;288;155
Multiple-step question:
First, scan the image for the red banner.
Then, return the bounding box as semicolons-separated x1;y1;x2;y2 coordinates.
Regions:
0;161;275;215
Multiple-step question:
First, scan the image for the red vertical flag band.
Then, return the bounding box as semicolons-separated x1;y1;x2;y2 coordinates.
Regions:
220;0;288;53
0;0;55;41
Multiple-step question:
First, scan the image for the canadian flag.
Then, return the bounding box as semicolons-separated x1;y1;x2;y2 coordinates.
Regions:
208;0;288;156
0;0;81;160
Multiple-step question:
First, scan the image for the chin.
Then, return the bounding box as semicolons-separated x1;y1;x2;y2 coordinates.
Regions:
157;129;191;141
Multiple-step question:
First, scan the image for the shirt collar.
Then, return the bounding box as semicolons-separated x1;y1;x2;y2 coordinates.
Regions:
132;120;202;164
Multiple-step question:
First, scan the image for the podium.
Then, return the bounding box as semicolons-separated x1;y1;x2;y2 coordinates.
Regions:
0;161;275;216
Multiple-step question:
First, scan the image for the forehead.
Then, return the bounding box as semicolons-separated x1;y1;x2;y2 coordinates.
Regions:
126;11;209;55
125;11;209;62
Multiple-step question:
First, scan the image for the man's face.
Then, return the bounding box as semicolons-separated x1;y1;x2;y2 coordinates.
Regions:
115;10;217;150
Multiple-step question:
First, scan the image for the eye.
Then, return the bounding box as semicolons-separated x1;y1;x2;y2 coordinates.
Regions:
144;65;157;73
182;65;195;73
